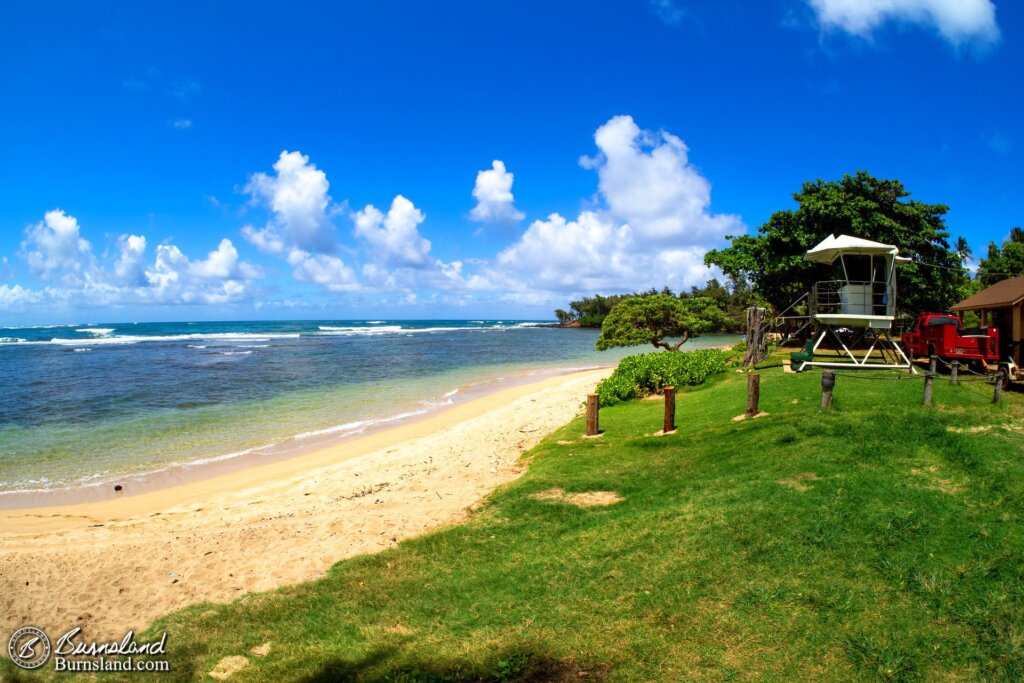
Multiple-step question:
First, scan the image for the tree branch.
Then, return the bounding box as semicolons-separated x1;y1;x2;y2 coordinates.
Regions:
651;338;673;351
670;332;690;350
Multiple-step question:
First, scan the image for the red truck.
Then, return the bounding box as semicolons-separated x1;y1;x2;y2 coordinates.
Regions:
900;312;1018;383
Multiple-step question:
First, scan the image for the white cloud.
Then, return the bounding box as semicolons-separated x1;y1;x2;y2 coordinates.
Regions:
143;239;262;304
170;119;193;129
353;195;432;267
286;249;359;292
113;234;147;286
806;0;999;45
488;115;739;296
469;160;525;224
243;150;338;254
1;210;262;311
651;0;686;26
0;284;43;312
581;115;739;245
21;209;97;285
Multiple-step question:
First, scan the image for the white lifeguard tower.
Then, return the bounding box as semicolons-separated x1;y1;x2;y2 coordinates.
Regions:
791;234;915;371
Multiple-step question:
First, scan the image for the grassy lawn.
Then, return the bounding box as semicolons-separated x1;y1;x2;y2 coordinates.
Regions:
7;360;1024;681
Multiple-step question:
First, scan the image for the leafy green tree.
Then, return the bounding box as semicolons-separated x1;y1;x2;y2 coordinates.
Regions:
596;294;728;351
977;227;1024;287
554;308;574;324
704;171;965;315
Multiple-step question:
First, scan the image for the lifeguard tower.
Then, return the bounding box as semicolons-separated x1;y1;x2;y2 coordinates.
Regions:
790;234;915;372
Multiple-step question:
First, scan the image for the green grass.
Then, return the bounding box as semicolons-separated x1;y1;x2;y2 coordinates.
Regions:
6;360;1024;681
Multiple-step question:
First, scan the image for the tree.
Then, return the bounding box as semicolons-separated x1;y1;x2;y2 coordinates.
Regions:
595;294;728;351
977;227;1024;287
704;171;966;315
554;308;573;324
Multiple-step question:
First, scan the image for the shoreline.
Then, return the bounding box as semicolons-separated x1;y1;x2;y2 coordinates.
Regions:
0;367;609;531
0;363;609;510
0;366;610;640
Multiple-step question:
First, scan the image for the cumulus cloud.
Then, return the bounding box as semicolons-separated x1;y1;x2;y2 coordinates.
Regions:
286;250;359;292
469;160;525;224
145;239;262;304
21;209;97;285
806;0;1000;45
243;151;338;255
488;115;739;297
353;195;432;267
1;210;262;311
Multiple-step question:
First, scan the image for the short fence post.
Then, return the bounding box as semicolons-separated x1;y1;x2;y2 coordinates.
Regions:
950;361;959;385
586;393;600;436
745;373;760;418
923;373;934;406
929;355;937;375
821;370;835;409
663;386;676;433
994;373;1003;404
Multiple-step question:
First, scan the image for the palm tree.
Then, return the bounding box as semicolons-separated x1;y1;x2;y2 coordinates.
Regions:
955;236;973;264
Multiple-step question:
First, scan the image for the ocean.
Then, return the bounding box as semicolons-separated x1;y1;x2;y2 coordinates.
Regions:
0;320;737;500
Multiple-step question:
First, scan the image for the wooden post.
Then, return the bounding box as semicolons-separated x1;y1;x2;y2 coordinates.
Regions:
663;386;676;433
929;355;937;375
586;393;600;436
994;373;1003;404
923;373;934;406
950;361;959;385
742;307;768;367
821;370;835;409
745;373;760;418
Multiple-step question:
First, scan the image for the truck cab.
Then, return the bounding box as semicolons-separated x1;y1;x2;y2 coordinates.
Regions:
900;313;1001;369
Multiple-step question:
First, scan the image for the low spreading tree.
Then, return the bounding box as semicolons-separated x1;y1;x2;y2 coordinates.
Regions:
595;294;728;351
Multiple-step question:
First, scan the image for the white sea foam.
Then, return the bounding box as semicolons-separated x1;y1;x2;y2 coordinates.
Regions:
218;350;253;356
72;348;93;352
294;408;430;440
316;325;404;335
366;320;386;324
76;327;115;336
187;344;207;349
443;388;459;398
23;332;300;346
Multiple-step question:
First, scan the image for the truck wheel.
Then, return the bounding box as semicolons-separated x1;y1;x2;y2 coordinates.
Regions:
998;365;1012;389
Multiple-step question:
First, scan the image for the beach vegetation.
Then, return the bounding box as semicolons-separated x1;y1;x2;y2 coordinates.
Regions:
595;348;729;406
555;279;756;330
704;171;970;315
37;357;1024;681
595;293;729;352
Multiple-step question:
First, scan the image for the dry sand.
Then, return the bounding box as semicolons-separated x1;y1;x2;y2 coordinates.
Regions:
0;368;609;641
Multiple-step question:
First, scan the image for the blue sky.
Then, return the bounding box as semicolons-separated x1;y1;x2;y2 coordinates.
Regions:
0;0;1019;323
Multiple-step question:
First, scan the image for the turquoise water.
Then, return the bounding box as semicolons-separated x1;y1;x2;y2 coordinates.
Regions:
0;320;737;493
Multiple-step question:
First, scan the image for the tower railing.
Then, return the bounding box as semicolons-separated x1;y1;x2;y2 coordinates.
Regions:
811;280;895;318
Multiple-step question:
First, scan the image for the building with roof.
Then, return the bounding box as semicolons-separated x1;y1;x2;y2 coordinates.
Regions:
951;275;1024;366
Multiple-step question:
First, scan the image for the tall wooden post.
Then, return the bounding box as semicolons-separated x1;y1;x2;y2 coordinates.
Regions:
586;394;600;436
994;373;1003;404
929;355;937;375
745;373;760;418
742;307;768;367
950;361;959;385
923;373;934;406
663;386;676;433
821;370;835;409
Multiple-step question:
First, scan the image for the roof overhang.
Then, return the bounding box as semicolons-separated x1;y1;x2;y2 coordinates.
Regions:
804;234;905;264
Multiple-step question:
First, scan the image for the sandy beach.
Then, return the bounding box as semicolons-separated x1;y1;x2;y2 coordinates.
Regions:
0;367;609;641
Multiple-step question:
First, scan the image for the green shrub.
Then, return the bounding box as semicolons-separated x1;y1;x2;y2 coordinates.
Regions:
596;349;728;406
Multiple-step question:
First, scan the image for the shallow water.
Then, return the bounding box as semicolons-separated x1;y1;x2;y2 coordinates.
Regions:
0;320;738;493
